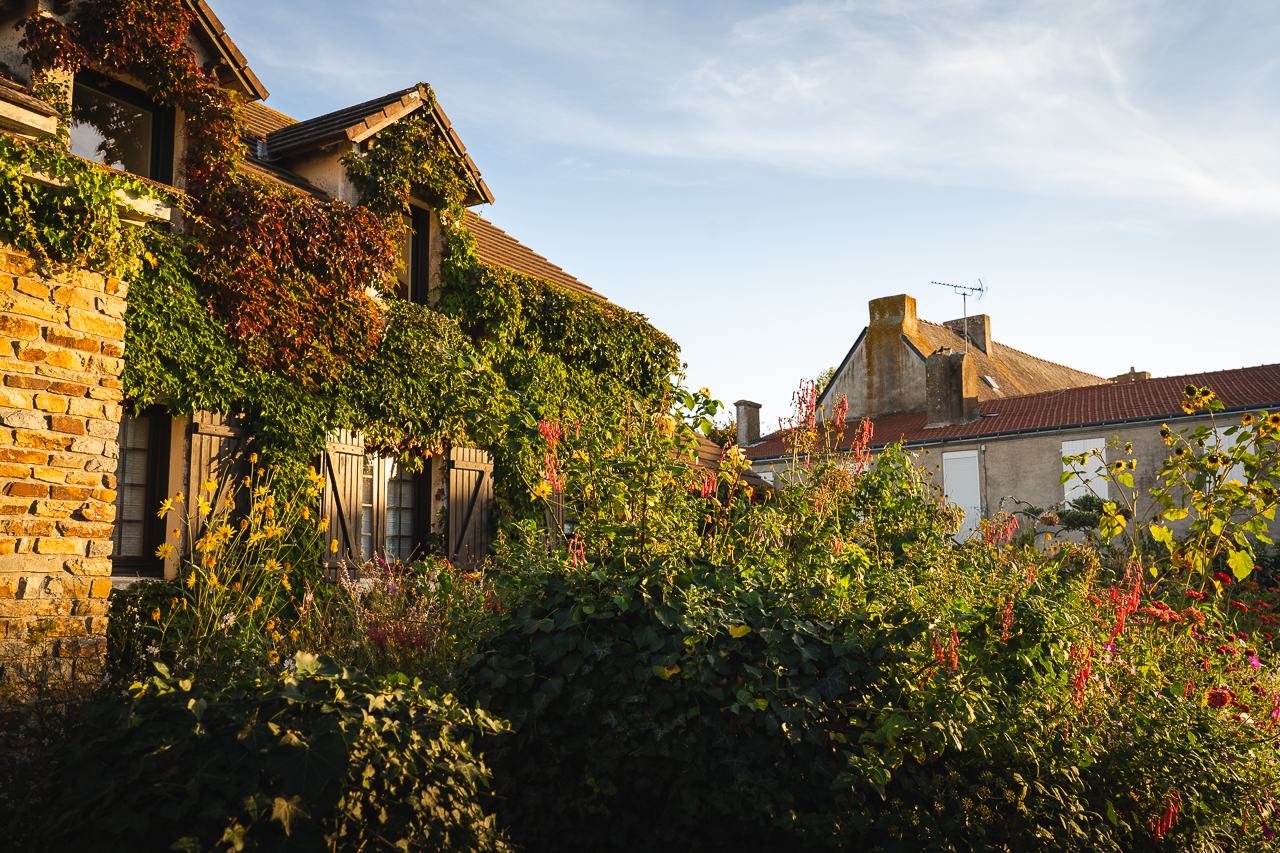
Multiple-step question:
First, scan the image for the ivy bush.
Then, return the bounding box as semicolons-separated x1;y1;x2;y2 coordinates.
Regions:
31;655;507;853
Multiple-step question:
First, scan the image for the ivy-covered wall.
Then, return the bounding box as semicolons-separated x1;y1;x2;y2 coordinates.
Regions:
2;0;680;524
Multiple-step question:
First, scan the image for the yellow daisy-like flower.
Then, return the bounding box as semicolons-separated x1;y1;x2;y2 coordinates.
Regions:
208;572;219;587
265;558;282;573
156;498;173;519
186;573;196;589
249;453;259;464
155;542;174;560
281;576;291;592
150;608;161;622
1242;413;1257;427
197;497;212;515
202;478;217;493
1268;413;1280;429
268;650;280;664
330;539;339;554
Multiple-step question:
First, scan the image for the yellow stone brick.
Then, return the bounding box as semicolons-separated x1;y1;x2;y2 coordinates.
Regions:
68;398;104;418
52;286;95;310
34;499;78;518
89;578;112;598
94;294;126;318
44;350;82;370
79;501;115;522
0;314;41;340
32;466;66;483
63;557;111;576
0;500;31;515
0;292;63;323
68;309;125;339
34;393;68;413
0;462;30;478
15;277;50;300
35;538;82;555
0;388;32;408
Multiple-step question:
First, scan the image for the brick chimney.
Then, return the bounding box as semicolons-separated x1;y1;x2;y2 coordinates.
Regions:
735;400;760;446
943;314;992;355
925;350;980;427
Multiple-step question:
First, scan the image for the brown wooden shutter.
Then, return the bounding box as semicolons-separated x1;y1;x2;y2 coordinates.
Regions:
187;411;251;539
318;429;364;570
448;447;494;568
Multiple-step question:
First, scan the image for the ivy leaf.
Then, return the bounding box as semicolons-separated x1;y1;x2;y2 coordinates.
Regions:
270;795;311;837
729;625;751;638
651;664;681;680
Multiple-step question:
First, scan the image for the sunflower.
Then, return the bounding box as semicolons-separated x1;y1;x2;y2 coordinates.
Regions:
1184;384;1199;398
1269;413;1280;428
1241;413;1256;427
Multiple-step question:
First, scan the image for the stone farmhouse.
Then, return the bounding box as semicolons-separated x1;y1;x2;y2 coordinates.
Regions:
0;0;633;649
740;294;1280;539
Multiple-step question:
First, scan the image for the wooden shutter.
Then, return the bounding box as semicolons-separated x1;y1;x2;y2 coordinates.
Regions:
448;447;494;568
318;429;364;571
187;411;251;539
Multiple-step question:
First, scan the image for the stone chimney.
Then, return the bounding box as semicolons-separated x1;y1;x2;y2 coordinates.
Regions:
1109;367;1151;383
925;350;980;427
863;294;925;418
735;400;760;446
869;293;918;338
943;314;992;355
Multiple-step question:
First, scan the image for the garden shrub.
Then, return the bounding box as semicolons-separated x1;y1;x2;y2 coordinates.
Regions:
457;384;1280;852
32;654;507;852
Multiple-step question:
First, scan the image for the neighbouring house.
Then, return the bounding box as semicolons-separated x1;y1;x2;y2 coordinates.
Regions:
0;0;659;652
741;294;1280;539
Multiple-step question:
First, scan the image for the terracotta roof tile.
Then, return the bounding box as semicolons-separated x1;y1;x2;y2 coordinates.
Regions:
244;102;296;141
747;363;1280;460
186;0;268;101
465;210;604;300
260;85;493;205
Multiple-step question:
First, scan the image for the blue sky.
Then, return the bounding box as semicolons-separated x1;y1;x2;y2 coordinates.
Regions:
216;0;1280;430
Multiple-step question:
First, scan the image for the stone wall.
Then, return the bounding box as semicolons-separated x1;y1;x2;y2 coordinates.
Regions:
0;246;123;662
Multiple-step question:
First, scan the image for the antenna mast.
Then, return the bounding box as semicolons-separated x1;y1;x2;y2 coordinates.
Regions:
930;279;986;354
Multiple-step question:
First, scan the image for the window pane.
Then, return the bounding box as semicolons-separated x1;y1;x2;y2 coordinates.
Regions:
70;84;153;177
112;414;151;559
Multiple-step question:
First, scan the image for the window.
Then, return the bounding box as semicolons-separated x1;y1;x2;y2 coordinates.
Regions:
397;206;432;304
1062;438;1107;503
942;449;981;540
69;70;173;183
361;454;424;562
111;410;170;576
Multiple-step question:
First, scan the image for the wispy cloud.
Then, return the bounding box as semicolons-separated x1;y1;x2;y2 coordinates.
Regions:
218;0;1280;215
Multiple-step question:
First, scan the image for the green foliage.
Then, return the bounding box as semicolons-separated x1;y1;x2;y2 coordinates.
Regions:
33;655;508;852
452;385;1280;851
0;133;171;274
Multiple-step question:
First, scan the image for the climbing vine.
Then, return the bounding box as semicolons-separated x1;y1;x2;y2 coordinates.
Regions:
4;0;679;514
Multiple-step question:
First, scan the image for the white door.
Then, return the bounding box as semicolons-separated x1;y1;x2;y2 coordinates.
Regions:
942;450;982;540
1062;438;1107;503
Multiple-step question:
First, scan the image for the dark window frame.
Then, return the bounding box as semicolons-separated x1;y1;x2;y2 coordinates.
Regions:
409;205;431;305
111;406;171;577
71;69;175;184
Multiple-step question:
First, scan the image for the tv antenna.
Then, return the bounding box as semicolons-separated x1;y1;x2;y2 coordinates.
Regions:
931;279;987;354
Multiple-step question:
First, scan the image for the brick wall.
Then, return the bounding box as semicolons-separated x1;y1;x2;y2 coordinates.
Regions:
0;246;124;660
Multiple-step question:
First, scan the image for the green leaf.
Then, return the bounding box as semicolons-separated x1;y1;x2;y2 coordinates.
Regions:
271;795;311;837
1228;547;1254;581
729;624;751;638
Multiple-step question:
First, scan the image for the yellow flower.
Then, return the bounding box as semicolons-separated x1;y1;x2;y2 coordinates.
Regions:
243;475;251;487
150;608;160;622
266;619;277;631
252;596;263;610
281;576;291;591
156;498;173;518
208;572;219;587
301;507;310;520
172;528;180;540
174;492;183;503
330;539;339;554
265;558;282;573
155;542;174;560
1242;413;1257;427
240;518;250;530
268;650;280;664
197;497;212;515
186;573;196;589
202;478;217;493
249;453;258;464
